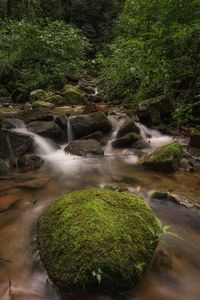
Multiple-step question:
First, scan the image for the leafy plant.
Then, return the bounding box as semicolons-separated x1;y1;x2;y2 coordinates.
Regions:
92;268;103;285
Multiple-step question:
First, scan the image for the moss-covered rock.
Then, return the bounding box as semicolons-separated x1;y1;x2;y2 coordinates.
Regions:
37;188;159;293
30;89;49;102
44;94;65;106
117;119;140;138
31;100;55;109
71;111;112;139
0;159;9;175
62;84;87;105
17;154;43;172
140;142;183;172
28;121;62;141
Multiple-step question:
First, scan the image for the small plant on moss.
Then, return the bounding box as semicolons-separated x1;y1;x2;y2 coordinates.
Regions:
148;217;181;248
92;268;103;285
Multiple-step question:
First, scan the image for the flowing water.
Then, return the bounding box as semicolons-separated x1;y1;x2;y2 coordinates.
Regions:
0;117;200;300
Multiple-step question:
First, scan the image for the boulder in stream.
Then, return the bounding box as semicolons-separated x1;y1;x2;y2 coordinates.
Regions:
62;84;87;105
37;188;159;292
30;89;49;102
28;121;62;141
65;139;103;157
116;119;140;138
17;154;43;172
71;111;112;139
0;130;34;159
140;142;183;172
112;132;141;148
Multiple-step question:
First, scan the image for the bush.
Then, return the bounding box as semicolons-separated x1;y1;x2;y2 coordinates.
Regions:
99;0;200;103
0;20;89;89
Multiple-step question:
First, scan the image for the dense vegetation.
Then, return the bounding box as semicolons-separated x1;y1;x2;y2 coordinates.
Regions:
0;0;199;125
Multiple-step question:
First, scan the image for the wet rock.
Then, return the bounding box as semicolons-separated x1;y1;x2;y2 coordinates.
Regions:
28;121;62;141
62;84;86;105
55;114;68;129
31;101;55;109
140;142;183;172
117;119;140;138
71;111;112;139
190;129;200;148
17;154;43;172
30;89;49;102
65;139;103;157
151;191;193;208
112;133;140;148
133;139;150;150
13;108;53;123
80;131;103;142
136;96;173;125
0;130;34;159
0;195;21;212
37;188;159;292
0;159;9;175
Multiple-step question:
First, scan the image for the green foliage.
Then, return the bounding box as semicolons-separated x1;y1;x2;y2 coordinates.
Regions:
172;104;193;126
0;20;89;89
99;0;200;103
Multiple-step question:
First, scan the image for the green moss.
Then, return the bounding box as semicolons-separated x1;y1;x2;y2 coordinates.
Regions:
44;94;65;106
37;188;159;293
141;142;183;172
62;84;86;105
30;89;49;102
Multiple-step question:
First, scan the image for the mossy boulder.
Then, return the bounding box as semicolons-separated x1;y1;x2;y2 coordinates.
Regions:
0;159;9;175
44;94;65;106
31;100;55;109
30;89;49;102
62;84;87;105
117;119;140;138
17;154;43;172
37;188;159;293
140;142;183;172
71;112;112;139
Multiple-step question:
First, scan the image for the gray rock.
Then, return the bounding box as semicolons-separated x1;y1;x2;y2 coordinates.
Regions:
112;133;140;148
65;139;104;157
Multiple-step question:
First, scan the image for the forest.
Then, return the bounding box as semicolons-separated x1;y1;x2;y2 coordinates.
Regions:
0;1;200;300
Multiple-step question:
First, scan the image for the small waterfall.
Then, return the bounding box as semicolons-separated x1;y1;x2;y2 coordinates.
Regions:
7;118;26;129
67;117;74;143
6;134;14;157
136;122;172;148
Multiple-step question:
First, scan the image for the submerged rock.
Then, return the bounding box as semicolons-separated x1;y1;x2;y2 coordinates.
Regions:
65;139;103;157
140;142;183;172
71;112;112;139
117;119;140;138
37;188;159;292
151;191;193;208
112;133;140;148
17;154;43;172
0;194;21;212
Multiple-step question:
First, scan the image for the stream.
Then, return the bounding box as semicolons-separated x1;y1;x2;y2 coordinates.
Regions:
0;114;200;300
